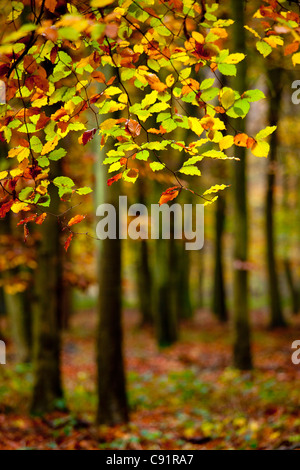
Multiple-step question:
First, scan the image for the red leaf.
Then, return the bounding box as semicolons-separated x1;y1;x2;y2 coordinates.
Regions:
0;200;13;218
107;173;122;186
64;233;73;252
18;214;37;226
78;128;97;146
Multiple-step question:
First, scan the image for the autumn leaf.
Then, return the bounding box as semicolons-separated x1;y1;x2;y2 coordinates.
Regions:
24;224;29;242
107;173;122;186
0;201;13;218
68;215;86;227
78;129;97;146
64;233;73;252
159;187;180;206
125;119;141;137
234;133;249;147
35;213;47;225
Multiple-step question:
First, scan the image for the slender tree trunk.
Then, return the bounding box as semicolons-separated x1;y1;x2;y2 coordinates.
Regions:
231;0;252;370
31;161;64;414
154;203;179;347
265;67;286;328
96;181;128;426
284;259;299;315
136;179;153;326
176;243;193;320
212;195;227;322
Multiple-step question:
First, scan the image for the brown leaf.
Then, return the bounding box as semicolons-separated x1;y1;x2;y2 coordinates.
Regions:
125;119;141;137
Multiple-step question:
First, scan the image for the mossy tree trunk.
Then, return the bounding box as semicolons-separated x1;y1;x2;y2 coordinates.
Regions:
231;0;252;370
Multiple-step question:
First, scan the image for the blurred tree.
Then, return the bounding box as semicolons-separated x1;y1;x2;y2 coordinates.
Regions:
231;0;252;370
136;179;153;326
212;194;227;322
96;160;128;426
265;67;286;328
31;160;64;414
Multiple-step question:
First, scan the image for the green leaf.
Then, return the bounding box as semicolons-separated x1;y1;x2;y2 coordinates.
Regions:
179;166;201;176
53;176;75;188
200;78;215;90
201;87;219;102
256;41;272;58
135;150;149;161
76;187;93;195
49;148;67;161
149;162;165;171
243;89;265;102
217;63;237;76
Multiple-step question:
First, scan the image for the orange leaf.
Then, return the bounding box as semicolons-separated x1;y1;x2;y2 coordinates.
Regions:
35;213;47;225
234;133;249;147
64;233;73;252
68;215;86;227
159;186;180;206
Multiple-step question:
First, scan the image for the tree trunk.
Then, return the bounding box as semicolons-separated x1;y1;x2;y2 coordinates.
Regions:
5;290;31;363
265;67;286;328
31;161;64;414
154;225;178;347
284;259;299;315
231;0;252;370
176;243;193;320
136;179;153;326
96;183;128;426
212;195;227;322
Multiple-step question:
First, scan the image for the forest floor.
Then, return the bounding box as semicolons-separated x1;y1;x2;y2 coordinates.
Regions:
1;308;300;450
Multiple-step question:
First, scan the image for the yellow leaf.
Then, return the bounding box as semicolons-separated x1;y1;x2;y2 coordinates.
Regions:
10;168;23;177
188;117;203;136
219;135;234;151
91;0;114;6
192;31;204;43
292;52;300;66
251;141;269;157
0;171;8;179
244;25;261;39
41;136;59;156
101;119;118;130
11;202;29;213
219;88;235;109
223;53;245;64
7;147;29;161
166;74;175;87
